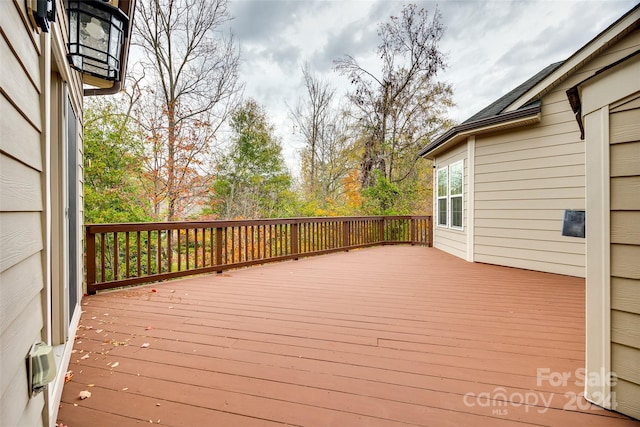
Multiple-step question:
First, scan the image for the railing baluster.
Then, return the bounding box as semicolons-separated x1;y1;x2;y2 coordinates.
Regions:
243;225;248;262
136;231;141;277
209;228;213;266
100;233;105;283
113;232;119;280
125;231;130;278
146;230;151;275
186;228;191;269
86;227;96;294
168;229;173;272
177;229;182;271
157;230;162;274
194;228;198;268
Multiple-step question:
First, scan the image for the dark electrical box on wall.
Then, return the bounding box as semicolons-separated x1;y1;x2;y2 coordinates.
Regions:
562;210;586;238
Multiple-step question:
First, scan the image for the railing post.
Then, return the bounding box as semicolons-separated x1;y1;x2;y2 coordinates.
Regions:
215;227;223;272
379;217;385;244
343;220;350;251
86;227;97;295
291;221;299;260
428;216;434;247
410;217;416;246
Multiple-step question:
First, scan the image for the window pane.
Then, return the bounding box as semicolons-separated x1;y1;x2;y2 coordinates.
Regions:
437;168;448;197
450;162;463;195
438;198;447;226
451;196;463;228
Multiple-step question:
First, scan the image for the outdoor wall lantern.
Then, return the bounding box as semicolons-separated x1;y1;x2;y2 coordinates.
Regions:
67;0;129;86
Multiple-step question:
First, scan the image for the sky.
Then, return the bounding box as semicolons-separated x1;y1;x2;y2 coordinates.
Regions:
223;0;637;172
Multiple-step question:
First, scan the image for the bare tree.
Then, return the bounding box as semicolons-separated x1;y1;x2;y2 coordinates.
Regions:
289;63;336;195
134;0;242;220
290;65;360;208
335;4;452;189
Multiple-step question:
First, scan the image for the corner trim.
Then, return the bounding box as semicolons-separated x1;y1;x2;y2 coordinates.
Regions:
584;105;611;409
466;137;475;262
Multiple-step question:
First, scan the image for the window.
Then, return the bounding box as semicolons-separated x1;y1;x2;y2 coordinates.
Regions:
437;167;448;226
449;161;463;229
435;160;464;229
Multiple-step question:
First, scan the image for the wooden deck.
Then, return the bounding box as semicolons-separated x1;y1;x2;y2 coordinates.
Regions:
57;246;639;426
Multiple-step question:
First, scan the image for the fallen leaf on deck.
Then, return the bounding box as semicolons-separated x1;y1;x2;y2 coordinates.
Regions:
57;423;68;427
87;384;95;387
78;390;92;400
111;362;120;368
151;289;157;293
80;354;90;360
170;289;175;293
122;387;129;391
168;306;173;309
95;329;103;333
64;371;73;383
145;326;153;330
141;343;150;348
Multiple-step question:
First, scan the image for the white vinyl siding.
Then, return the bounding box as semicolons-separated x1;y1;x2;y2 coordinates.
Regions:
433;143;467;259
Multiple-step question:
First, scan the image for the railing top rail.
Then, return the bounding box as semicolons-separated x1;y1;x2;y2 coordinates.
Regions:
86;215;432;233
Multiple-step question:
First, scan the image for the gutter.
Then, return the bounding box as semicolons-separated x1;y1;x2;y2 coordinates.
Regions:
566;48;640;140
419;101;542;158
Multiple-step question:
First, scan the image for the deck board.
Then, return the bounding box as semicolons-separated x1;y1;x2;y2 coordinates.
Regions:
57;246;639;426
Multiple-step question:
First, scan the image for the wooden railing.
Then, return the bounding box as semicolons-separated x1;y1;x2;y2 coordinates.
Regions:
85;216;432;293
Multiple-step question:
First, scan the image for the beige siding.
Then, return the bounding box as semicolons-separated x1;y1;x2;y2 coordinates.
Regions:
0;2;46;426
474;110;585;277
609;94;640;420
2;0;87;424
433;142;467;259
472;29;640;278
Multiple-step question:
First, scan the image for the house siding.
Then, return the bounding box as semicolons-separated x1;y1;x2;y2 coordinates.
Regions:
0;2;46;426
472;28;640;278
433;142;467;259
1;0;85;425
609;93;640;420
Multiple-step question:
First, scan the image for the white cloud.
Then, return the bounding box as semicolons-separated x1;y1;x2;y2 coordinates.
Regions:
226;0;637;173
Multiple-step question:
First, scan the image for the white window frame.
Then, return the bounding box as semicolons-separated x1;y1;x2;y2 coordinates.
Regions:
435;160;464;230
436;167;448;227
449;160;464;230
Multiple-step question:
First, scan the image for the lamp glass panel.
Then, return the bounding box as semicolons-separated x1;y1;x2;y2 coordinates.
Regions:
79;15;109;62
69;11;78;44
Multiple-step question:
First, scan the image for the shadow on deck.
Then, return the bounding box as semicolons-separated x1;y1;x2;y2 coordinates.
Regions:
57;246;638;426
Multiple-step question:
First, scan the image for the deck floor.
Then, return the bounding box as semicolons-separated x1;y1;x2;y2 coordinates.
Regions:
57;246;639;426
